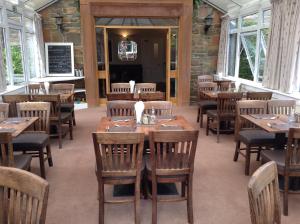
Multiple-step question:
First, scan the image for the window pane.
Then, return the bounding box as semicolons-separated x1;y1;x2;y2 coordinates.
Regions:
95;18;179;26
25;33;36;79
0;28;8;85
258;28;270;82
170;28;178;70
9;28;24;85
6;10;22;23
230;19;238;30
263;10;271;25
227;33;237;76
242;14;258;28
25;17;34;33
95;28;105;71
239;33;257;81
0;8;3;23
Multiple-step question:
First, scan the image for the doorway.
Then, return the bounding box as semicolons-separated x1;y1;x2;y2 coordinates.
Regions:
108;29;167;92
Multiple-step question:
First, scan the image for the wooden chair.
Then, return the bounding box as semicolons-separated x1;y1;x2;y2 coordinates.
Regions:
233;100;275;175
106;100;136;117
248;161;281;224
106;93;135;101
197;82;218;128
32;94;73;149
145;130;199;224
219;81;231;91
111;83;131;93
12;102;52;179
246;92;273;100
27;83;45;94
92;132;144;224
0;103;9;119
51;83;76;126
267;100;296;115
197;75;213;82
2;94;31;117
261;128;300;216
139;92;165;101
0;132;32;170
206;92;243;143
0;166;49;224
144;101;172;116
135;83;156;93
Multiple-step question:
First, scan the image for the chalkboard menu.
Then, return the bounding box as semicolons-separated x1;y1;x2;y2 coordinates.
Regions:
45;43;74;76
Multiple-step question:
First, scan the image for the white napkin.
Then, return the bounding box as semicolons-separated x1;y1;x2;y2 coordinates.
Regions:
129;80;135;93
134;101;144;124
44;82;50;94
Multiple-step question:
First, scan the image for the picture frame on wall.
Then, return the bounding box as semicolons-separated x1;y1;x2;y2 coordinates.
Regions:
45;42;75;76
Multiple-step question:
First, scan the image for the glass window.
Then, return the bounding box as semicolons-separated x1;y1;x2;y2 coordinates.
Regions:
95;28;105;71
258;28;270;82
239;33;257;81
95;18;179;26
24;17;34;33
228;33;237;76
242;13;258;28
170;28;178;70
6;10;22;23
0;28;8;85
230;19;238;30
25;33;36;79
263;10;271;25
0;8;3;23
9;28;24;85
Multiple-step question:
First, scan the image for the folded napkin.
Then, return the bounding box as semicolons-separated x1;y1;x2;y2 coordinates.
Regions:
135;101;144;124
129;80;135;93
44;82;50;94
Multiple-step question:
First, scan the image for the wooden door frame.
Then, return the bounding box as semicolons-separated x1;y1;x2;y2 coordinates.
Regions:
80;0;193;106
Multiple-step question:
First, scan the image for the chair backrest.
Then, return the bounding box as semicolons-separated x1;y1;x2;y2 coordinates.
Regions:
286;128;300;172
0;132;14;167
144;101;172;116
246;92;273;100
111;83;131;93
106;100;135;117
267;100;296;115
0;103;9;119
139;92;165;101
219;81;231;91
248;161;281;224
50;83;75;94
235;100;268;139
149;130;199;175
17;102;51;133
106;93;134;101
198;82;217;100
217;92;243;115
28;83;45;95
31;94;61;119
2;94;31;117
135;83;156;93
198;75;213;82
92;132;144;177
0;166;49;224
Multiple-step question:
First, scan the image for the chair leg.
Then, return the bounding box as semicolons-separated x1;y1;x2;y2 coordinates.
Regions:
135;176;141;224
283;175;289;216
245;145;251;176
46;144;53;167
216;119;220;143
181;181;186;197
197;108;200;123
200;110;204;128
256;147;261;161
57;124;62;149
69;119;73;140
152;178;157;224
233;141;241;161
72;110;76;126
206;116;210;136
98;181;105;224
187;176;194;224
39;149;46;179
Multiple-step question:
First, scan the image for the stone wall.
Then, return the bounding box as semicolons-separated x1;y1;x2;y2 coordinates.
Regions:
39;0;83;67
190;4;223;103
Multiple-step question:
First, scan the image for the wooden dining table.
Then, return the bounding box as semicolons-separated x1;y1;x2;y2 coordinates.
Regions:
106;91;165;101
201;90;245;100
0;117;38;137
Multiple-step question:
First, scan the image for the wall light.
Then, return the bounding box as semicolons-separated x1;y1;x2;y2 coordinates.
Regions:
54;14;64;33
122;32;128;38
204;14;213;34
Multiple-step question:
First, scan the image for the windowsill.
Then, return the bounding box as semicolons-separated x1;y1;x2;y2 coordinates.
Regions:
30;76;85;83
0;85;26;96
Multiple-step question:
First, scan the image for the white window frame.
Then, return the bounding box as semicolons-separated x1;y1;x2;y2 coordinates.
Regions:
226;7;271;86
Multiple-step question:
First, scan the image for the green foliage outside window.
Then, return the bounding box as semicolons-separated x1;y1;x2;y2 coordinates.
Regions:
10;45;23;75
239;49;253;81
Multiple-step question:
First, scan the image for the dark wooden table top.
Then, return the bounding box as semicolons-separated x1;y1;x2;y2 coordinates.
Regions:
0;117;38;137
97;115;195;137
241;114;298;134
107;91;165;101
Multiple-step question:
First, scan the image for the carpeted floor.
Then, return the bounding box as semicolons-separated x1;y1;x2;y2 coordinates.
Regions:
29;105;300;223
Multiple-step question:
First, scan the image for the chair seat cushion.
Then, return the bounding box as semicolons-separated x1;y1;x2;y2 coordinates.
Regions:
13;133;49;150
206;110;235;119
206;110;217;117
198;100;217;109
50;112;72;122
61;103;74;112
238;130;275;145
14;154;32;170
